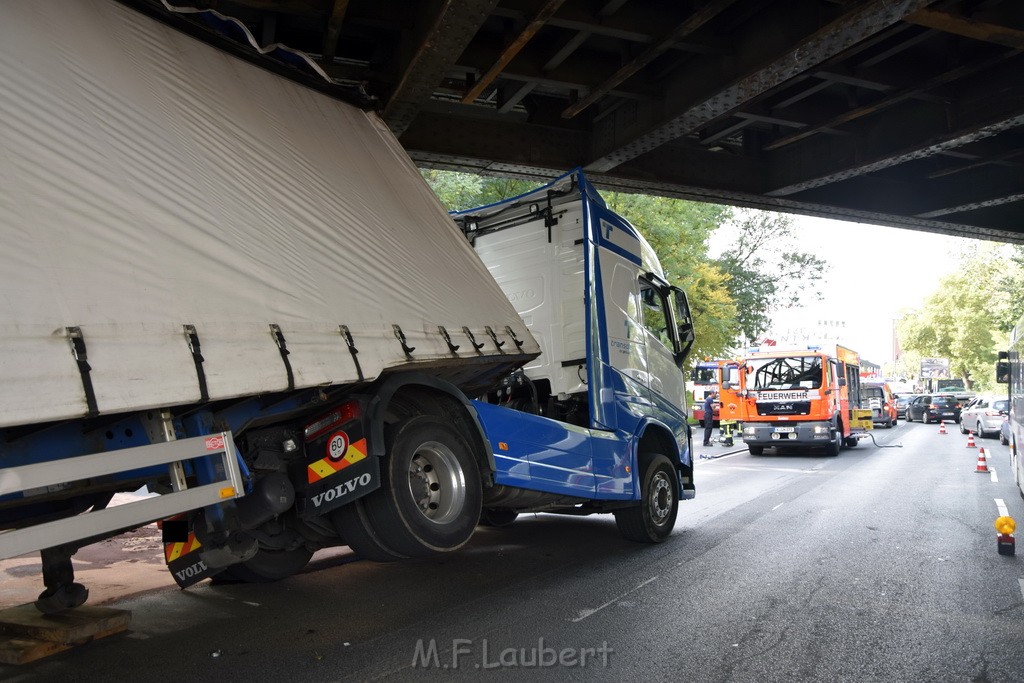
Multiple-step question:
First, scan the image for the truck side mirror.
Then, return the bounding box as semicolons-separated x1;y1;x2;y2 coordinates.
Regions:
838;377;847;387
671;287;694;367
996;359;1010;384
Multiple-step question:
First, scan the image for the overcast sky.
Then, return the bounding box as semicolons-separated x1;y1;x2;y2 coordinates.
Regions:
711;213;979;365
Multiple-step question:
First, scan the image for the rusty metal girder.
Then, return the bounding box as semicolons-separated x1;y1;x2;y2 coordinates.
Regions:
383;0;500;137
584;0;935;173
767;92;1024;197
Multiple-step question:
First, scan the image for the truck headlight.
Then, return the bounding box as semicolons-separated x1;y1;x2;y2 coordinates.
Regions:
743;426;756;435
814;425;830;434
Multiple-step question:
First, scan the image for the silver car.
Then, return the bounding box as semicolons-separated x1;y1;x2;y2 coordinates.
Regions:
959;396;1009;438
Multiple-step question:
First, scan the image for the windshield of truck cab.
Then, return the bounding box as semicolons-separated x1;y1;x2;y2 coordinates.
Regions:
748;355;823;390
692;367;717;384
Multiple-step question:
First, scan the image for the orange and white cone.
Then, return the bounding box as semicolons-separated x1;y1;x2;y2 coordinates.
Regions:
966;431;976;448
938;420;947;434
976;447;989;473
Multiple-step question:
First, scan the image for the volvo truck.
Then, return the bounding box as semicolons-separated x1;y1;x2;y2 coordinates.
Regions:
0;1;696;614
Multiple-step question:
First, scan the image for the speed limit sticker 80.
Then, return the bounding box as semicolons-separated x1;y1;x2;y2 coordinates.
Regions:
327;431;350;461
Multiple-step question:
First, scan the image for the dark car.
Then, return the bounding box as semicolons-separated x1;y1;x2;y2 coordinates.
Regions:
905;394;962;424
894;394;917;419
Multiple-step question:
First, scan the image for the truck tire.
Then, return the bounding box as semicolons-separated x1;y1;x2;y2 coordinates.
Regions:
747;445;764;456
827;427;841;456
615;454;678;543
331;498;408;562
219;546;314;583
479;509;519;527
361;416;482;557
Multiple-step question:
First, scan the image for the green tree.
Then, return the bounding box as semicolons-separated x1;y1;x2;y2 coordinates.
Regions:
419;169;483;210
712;210;828;344
897;245;1024;392
420;169;536;211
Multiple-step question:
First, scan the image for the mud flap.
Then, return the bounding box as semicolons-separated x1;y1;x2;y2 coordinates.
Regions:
296;423;380;519
164;531;224;588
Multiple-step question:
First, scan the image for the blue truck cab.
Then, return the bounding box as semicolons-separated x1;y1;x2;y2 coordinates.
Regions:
455;170;696;541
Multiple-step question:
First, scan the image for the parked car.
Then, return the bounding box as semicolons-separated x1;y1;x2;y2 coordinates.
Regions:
905;394;962;424
861;381;897;427
959;396;1009;438
894;393;917;419
1000;415;1011;445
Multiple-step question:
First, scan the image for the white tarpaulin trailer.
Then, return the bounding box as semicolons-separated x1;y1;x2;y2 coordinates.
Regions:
0;0;539;429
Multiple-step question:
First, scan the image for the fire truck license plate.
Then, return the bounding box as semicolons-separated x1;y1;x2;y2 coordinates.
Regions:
774;427;795;433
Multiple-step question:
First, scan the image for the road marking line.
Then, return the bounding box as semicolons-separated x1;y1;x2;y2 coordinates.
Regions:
571;576;657;623
1019;578;1024;602
726;466;820;474
996;498;1009;518
991;469;999;483
772;503;784;511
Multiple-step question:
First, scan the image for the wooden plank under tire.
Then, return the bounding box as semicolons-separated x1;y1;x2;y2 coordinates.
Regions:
0;604;130;665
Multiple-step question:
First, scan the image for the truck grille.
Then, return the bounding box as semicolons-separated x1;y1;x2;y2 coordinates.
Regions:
756;401;811;416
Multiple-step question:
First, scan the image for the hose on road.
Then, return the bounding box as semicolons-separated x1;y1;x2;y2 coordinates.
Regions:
861;432;903;448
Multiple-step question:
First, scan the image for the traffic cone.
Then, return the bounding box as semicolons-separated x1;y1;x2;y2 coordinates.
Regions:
966;431;976;448
938;420;947;434
976;448;989;473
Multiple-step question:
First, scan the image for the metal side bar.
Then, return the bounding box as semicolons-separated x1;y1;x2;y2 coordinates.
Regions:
0;432;243;560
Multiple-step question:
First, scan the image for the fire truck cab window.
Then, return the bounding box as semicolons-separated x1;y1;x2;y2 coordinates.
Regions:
749;356;823;390
692;367;716;383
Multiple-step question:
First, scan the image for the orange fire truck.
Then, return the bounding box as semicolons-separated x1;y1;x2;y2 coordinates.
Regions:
692;358;745;424
738;345;870;456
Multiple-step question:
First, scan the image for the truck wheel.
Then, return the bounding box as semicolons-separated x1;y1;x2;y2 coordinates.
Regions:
844;437;858;448
362;416;482;557
748;445;764;456
219;546;313;583
827;429;841;456
479;509;519;527
615;454;678;543
331;498;407;562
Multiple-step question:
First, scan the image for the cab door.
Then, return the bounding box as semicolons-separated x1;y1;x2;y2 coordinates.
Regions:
637;276;686;412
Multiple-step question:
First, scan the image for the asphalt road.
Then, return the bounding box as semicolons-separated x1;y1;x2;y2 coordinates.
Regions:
3;421;1023;682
